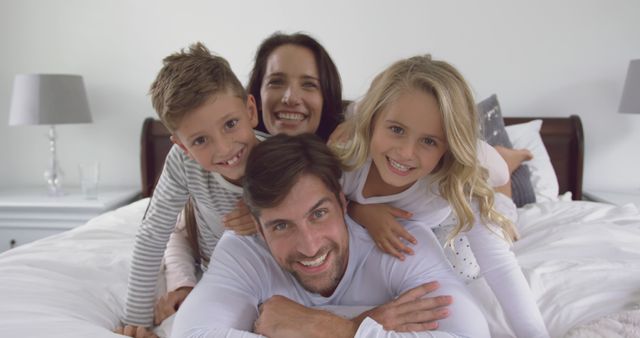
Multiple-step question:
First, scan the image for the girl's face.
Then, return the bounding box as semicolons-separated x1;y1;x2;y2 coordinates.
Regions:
260;44;324;136
369;89;449;191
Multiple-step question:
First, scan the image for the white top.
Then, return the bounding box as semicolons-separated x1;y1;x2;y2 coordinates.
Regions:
340;158;549;338
171;217;490;338
124;144;246;326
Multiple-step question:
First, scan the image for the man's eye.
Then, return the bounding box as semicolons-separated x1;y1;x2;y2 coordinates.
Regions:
273;223;287;231
225;119;239;129
192;136;206;146
312;209;328;220
390;126;404;135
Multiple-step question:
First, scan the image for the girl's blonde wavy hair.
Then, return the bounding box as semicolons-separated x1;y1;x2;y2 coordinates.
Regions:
337;55;517;244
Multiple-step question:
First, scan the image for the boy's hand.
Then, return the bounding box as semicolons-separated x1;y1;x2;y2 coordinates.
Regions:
354;281;451;332
113;325;158;338
154;286;193;325
223;200;257;235
348;202;416;260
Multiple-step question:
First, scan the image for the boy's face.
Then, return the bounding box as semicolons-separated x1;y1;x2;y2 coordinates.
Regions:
171;91;259;184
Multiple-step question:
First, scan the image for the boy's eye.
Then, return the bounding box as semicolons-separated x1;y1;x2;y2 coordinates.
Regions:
390;126;404;135
311;209;328;220
192;136;206;146
225;119;239;129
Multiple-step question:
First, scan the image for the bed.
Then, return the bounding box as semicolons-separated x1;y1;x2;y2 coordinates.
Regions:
1;114;639;338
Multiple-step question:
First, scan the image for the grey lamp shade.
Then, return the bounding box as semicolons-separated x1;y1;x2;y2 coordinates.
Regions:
619;59;640;114
9;74;92;125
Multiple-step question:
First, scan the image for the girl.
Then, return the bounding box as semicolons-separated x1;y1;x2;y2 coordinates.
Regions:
334;55;549;338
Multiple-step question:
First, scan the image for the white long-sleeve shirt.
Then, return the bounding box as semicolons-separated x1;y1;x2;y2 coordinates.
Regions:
341;158;548;338
171;217;490;338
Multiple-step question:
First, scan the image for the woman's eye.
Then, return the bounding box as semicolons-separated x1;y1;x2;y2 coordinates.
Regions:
267;79;284;86
225;119;239;129
302;81;319;89
390;126;404;135
192;136;206;146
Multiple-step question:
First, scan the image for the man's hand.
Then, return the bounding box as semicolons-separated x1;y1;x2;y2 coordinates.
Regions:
113;325;158;338
355;281;452;332
154;286;193;325
223;200;258;235
255;295;357;338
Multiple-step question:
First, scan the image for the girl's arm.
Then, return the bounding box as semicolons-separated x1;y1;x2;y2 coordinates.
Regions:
466;195;549;338
348;202;416;260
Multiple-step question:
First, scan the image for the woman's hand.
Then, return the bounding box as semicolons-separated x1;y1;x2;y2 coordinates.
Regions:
154;286;194;325
223;200;258;235
348;202;416;260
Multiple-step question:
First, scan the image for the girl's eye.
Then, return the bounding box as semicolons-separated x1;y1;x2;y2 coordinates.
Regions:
312;209;328;220
192;136;206;146
225;119;239;129
422;137;437;146
390;126;404;135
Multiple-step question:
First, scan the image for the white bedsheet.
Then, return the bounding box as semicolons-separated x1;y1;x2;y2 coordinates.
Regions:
1;198;639;338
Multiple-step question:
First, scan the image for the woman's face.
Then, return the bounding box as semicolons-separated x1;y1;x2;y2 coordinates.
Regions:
260;44;324;136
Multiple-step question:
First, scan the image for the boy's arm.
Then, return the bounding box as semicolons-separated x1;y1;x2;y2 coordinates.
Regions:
124;146;191;327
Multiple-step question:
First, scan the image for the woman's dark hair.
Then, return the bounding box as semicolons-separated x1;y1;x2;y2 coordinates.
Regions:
247;32;343;141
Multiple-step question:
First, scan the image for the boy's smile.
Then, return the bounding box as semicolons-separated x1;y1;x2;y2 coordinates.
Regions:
171;91;259;184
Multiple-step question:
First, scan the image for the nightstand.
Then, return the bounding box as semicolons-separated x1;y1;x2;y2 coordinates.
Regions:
583;189;640;209
0;186;140;252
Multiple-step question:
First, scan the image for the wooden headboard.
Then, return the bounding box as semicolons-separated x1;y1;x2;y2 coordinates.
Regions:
140;115;584;200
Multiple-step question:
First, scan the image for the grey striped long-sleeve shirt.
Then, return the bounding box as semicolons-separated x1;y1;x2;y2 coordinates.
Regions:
124;144;244;326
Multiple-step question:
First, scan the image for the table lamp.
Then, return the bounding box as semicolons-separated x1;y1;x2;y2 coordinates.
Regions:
619;59;640;114
9;74;92;196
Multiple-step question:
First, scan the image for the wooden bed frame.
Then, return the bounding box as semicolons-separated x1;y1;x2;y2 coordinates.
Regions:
140;115;584;200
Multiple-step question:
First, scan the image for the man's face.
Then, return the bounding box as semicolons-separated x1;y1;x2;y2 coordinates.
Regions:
256;174;349;297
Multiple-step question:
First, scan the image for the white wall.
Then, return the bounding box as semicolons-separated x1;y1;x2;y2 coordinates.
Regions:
1;0;639;192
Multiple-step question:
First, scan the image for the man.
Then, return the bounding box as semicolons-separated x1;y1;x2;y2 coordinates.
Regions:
171;133;489;337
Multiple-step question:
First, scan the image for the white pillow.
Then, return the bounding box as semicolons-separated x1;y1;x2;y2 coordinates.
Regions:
505;120;559;202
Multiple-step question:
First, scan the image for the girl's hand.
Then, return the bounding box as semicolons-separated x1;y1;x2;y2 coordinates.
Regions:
223;200;258;235
154;286;193;325
327;119;355;148
348;202;416;260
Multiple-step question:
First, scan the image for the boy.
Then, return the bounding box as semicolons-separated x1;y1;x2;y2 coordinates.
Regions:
118;42;260;335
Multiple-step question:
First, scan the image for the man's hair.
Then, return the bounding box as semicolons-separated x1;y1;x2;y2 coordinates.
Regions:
149;42;247;131
247;32;343;141
243;133;344;219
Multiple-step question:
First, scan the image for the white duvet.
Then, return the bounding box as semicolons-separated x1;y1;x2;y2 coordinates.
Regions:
1;198;639;338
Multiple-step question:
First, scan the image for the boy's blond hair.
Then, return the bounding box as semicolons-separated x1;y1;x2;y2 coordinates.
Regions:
150;42;247;131
336;55;517;244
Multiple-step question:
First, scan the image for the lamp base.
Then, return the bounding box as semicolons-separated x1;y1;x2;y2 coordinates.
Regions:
45;125;64;197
